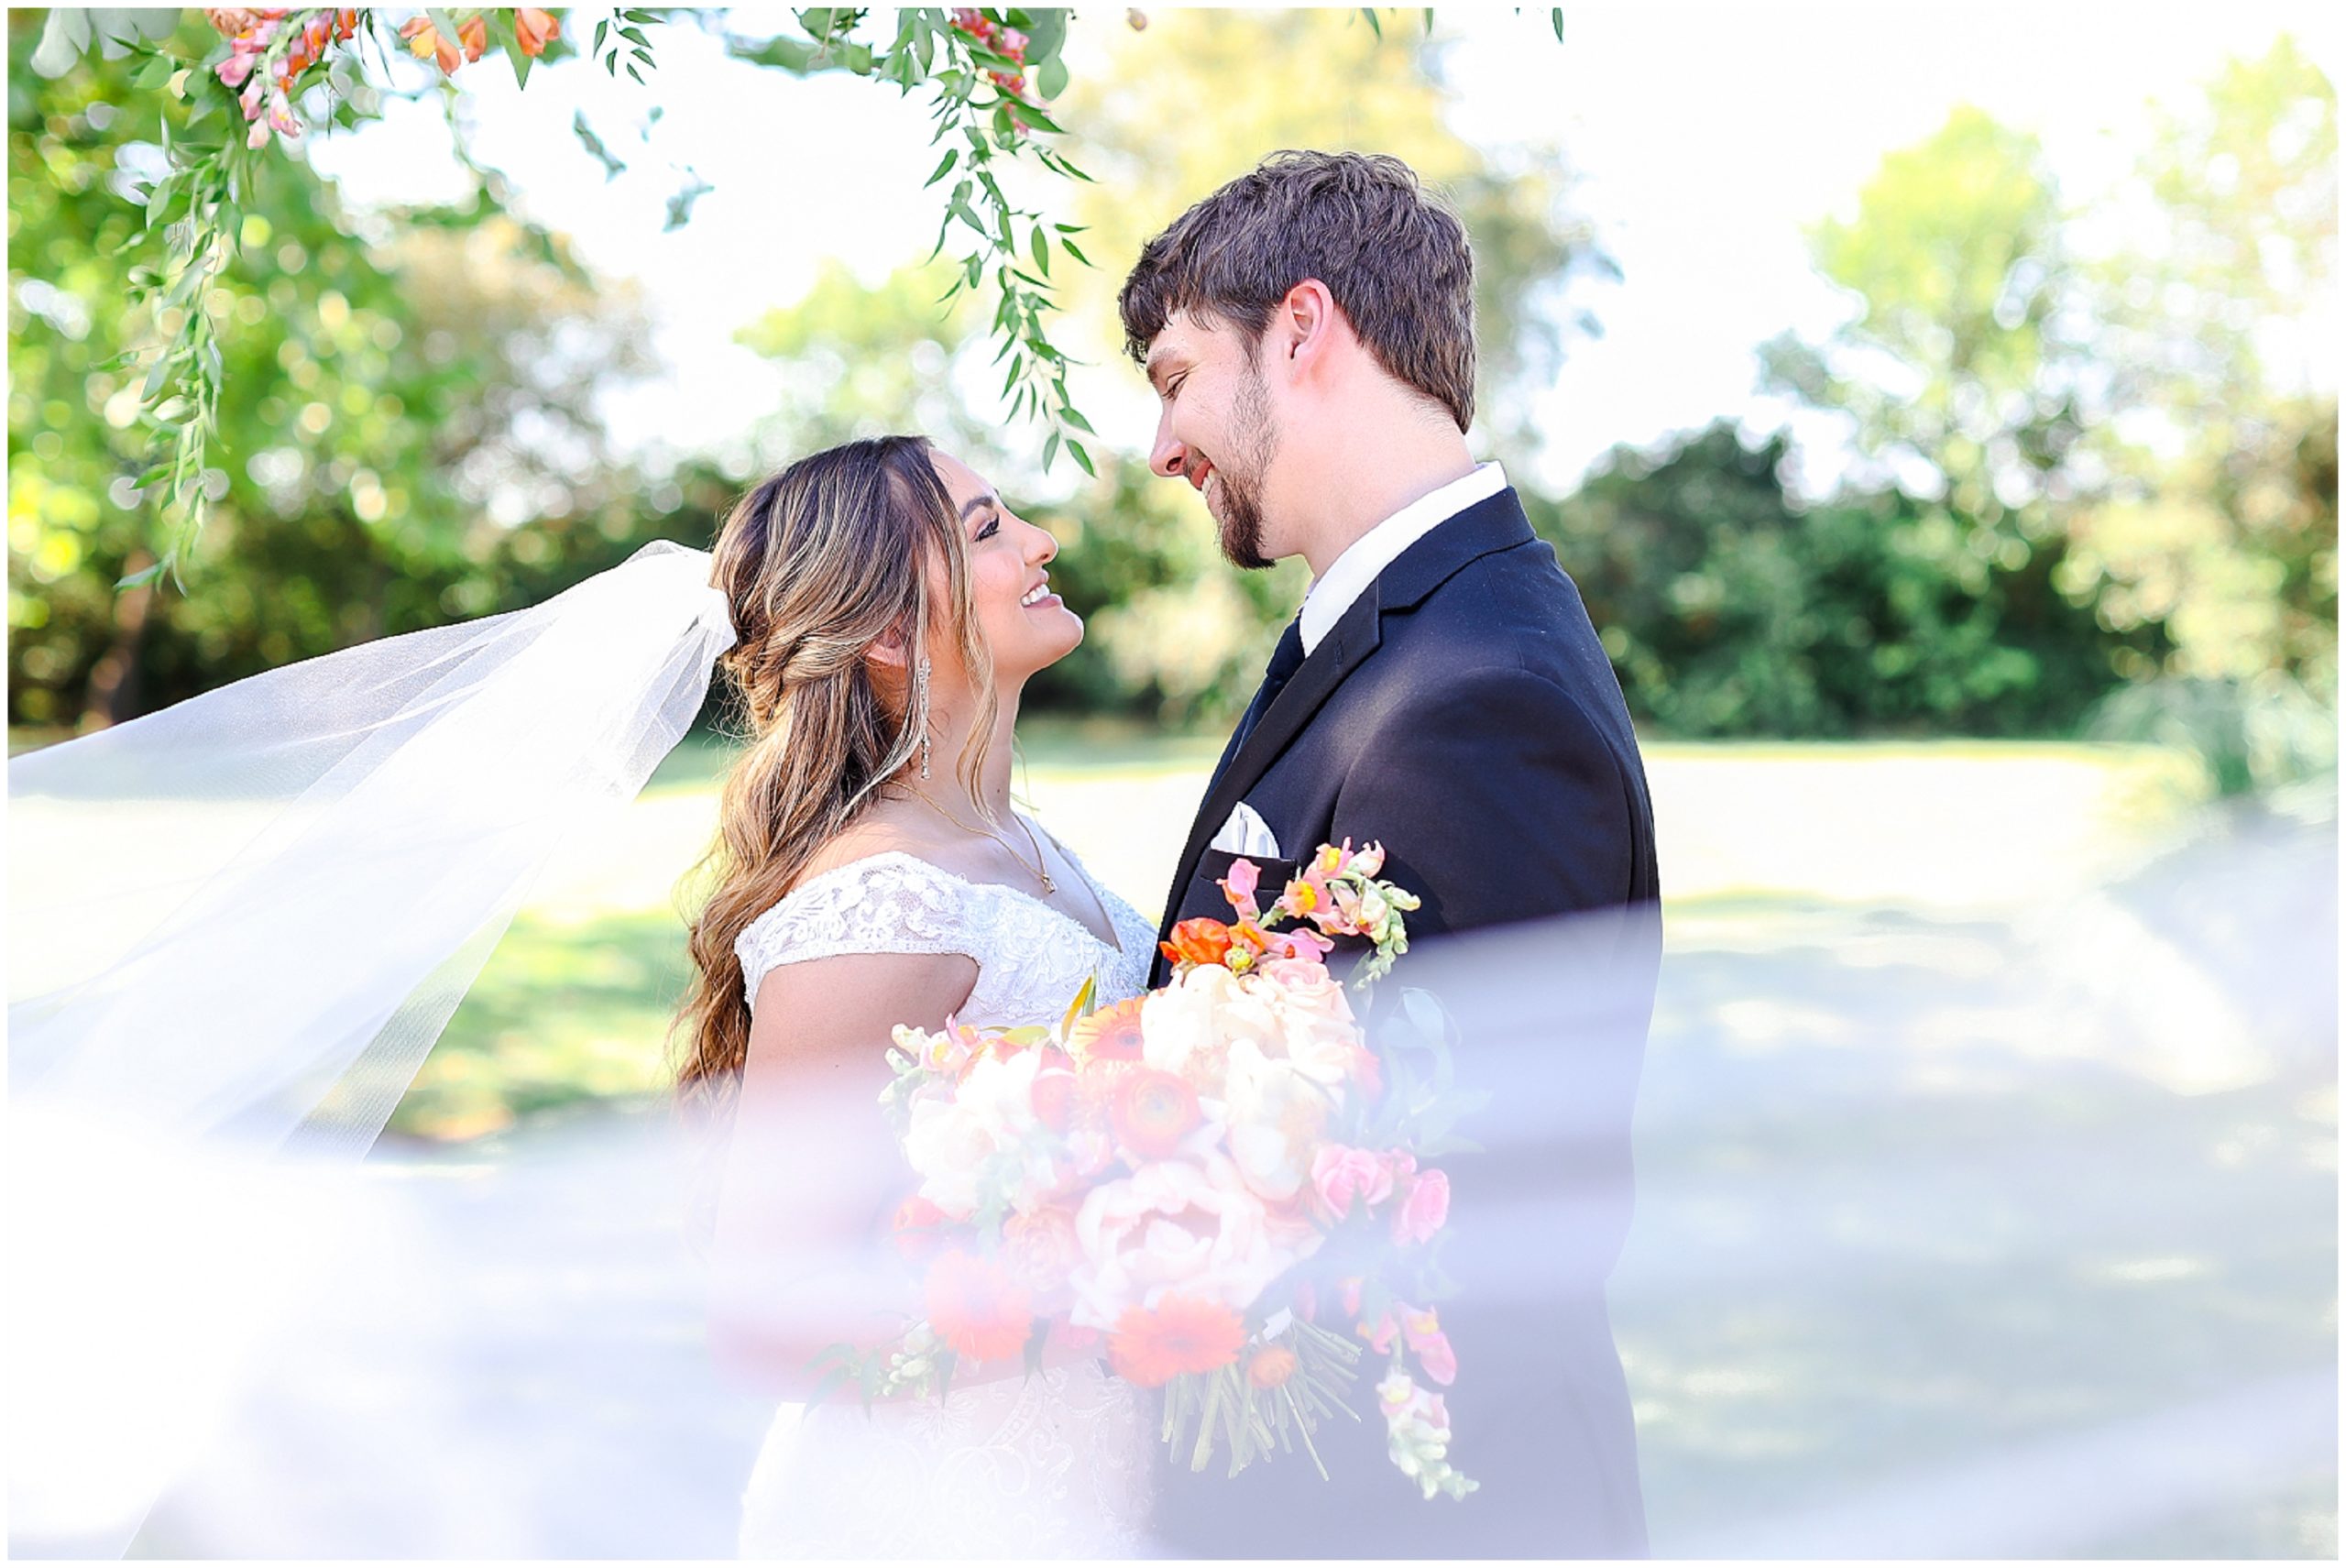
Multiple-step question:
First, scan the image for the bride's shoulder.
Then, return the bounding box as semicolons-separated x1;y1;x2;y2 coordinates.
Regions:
736;850;985;1009
736;829;988;1007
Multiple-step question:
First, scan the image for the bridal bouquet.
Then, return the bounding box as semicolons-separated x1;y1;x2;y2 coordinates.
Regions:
818;842;1484;1502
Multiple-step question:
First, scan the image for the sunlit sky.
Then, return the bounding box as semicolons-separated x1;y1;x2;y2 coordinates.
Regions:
307;4;2340;499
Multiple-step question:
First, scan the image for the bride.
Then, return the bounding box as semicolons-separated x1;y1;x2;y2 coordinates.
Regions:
7;433;1158;1557
672;434;1158;1556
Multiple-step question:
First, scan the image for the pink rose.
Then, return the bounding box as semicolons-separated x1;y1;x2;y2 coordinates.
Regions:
1311;1145;1394;1220
1392;1168;1450;1246
1252;965;1360;1087
1256;955;1342;996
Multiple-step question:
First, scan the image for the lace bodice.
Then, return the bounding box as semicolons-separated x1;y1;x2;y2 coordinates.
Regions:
731;818;1161;1557
734;819;1157;1031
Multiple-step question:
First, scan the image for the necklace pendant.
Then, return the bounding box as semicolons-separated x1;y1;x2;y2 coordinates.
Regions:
1040;872;1058;894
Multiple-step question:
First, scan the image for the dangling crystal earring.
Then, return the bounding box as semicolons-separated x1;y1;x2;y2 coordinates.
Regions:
915;653;932;780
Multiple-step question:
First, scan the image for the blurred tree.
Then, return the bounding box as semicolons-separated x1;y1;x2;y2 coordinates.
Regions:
6;15;653;728
1532;422;2154;736
2063;36;2338;700
732;257;1003;463
1651;104;2145;735
1756;52;2338;746
1760;106;2093;559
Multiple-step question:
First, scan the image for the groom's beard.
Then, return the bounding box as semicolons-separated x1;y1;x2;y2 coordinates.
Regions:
1212;360;1280;571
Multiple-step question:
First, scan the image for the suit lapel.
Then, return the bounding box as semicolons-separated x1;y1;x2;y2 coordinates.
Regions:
1155;489;1543;949
1156;591;1383;948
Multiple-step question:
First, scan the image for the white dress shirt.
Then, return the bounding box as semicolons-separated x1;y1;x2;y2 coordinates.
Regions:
1297;461;1509;654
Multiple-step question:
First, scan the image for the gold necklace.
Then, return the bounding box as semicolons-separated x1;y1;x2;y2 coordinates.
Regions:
916;793;1057;894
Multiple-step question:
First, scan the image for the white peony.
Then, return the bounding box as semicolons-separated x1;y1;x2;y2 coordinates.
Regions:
900;1047;1040;1219
1066;1152;1295;1330
1222;1039;1332;1203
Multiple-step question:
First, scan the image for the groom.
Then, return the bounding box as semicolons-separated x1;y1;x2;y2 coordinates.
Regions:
1124;151;1660;1557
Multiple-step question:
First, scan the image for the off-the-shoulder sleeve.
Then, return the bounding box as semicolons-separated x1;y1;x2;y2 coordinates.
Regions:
734;855;980;1011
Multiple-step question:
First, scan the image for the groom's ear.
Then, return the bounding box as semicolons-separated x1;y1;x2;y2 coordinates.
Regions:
1269;279;1342;379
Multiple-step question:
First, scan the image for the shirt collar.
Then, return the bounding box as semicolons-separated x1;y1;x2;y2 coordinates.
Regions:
1297;461;1508;654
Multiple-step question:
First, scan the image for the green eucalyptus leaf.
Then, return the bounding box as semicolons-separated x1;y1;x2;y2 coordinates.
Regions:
1005;98;1063;135
1021;9;1067;62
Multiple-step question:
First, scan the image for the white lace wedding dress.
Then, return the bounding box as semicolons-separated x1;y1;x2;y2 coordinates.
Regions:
730;818;1160;1559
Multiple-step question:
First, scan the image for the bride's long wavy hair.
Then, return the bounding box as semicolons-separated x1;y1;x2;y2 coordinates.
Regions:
672;434;996;1110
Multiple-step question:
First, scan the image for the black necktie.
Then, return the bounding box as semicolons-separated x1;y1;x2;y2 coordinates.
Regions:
1230;617;1307;759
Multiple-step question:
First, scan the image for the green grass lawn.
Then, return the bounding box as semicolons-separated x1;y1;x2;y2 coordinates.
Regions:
27;718;2322;1552
392;732;2333;1554
391;732;2220;1138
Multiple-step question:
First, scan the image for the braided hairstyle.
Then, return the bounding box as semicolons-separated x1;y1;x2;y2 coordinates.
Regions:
672;435;994;1108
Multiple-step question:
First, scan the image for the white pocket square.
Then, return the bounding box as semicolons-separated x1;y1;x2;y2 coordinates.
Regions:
1209;800;1284;860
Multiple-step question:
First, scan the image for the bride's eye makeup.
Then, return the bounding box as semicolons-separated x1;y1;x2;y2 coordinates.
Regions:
975;510;1001;542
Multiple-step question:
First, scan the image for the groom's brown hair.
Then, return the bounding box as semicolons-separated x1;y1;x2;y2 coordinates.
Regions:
1118;149;1477;432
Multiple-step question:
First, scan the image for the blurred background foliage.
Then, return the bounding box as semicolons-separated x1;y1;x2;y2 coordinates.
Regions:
7;14;2337;798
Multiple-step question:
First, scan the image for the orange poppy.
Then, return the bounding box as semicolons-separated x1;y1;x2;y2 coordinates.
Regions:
1109;1296;1246;1387
1110;1069;1200;1161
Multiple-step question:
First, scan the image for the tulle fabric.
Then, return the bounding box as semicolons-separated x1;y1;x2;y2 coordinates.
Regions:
8;540;735;1154
6;540;736;1555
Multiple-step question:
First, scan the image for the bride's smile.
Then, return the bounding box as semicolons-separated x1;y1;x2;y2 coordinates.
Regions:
930;448;1084;683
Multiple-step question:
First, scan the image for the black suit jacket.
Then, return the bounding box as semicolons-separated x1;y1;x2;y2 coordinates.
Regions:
1145;488;1661;1558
